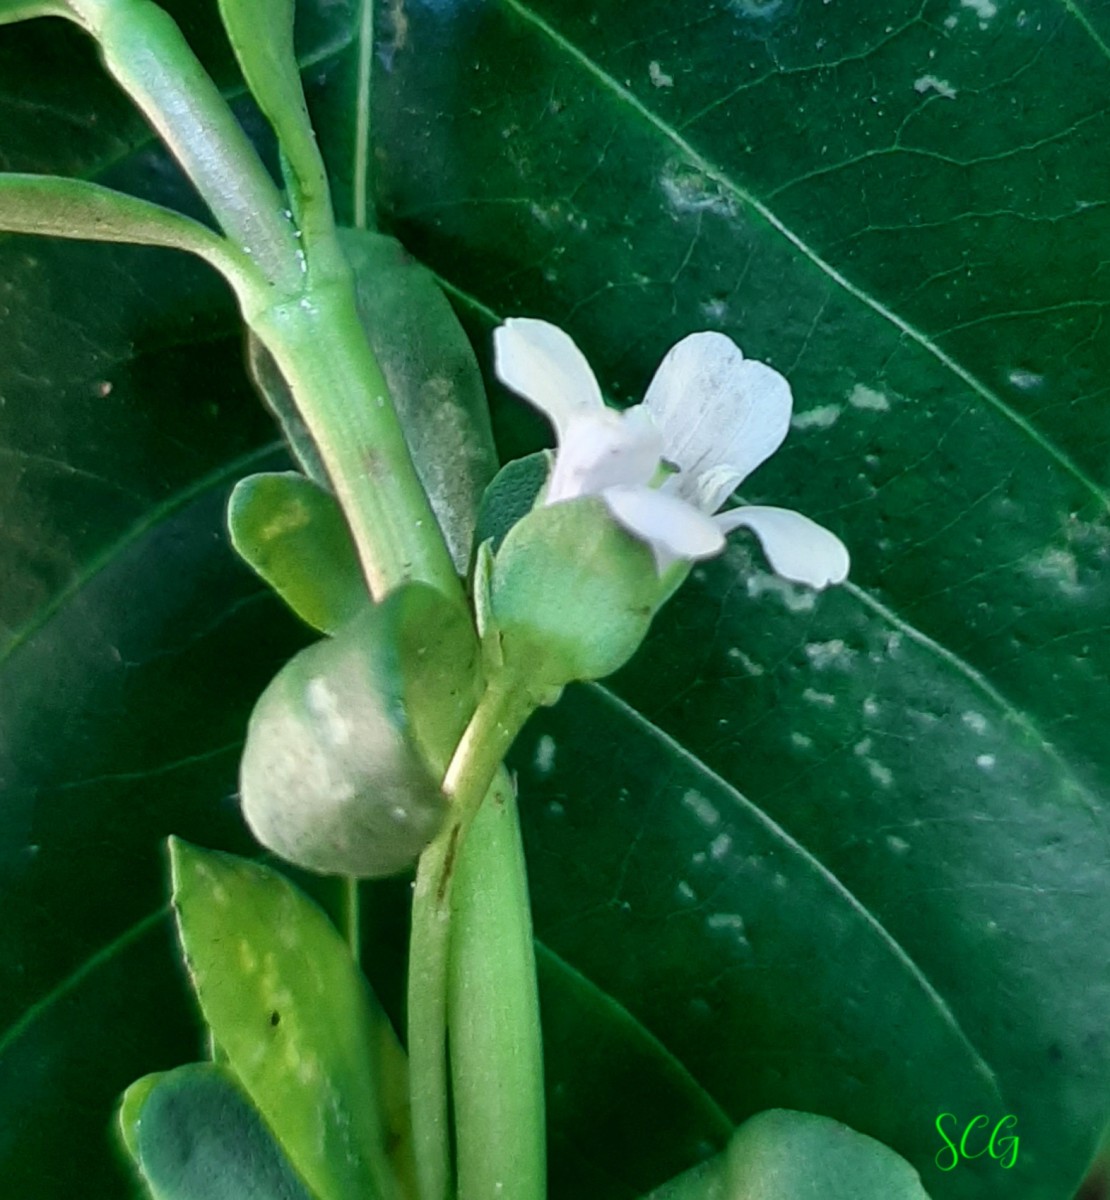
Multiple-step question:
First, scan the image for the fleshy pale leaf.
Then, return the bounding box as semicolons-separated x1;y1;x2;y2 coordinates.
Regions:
119;1064;314;1200
168;839;399;1200
474;451;550;552
643;1110;932;1200
239;584;479;876
227;471;365;634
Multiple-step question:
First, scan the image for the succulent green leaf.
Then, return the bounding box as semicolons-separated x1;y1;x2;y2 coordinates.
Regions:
474;451;549;553
643;1110;932;1200
168;839;399;1200
338;227;499;571
117;1070;161;1164
119;1063;314;1200
239;583;480;875
227;471;365;634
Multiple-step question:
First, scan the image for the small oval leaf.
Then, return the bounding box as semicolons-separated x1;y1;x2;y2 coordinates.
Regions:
239;583;480;877
120;1064;313;1200
227;471;365;634
168;839;401;1200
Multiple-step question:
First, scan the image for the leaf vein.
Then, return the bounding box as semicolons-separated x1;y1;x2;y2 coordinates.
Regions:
587;681;1007;1108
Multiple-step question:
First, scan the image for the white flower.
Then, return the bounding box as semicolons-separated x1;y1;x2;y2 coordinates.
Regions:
493;317;850;588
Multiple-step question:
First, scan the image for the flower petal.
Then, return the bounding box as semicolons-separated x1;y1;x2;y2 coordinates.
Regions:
546;408;662;504
603;484;725;572
643;331;793;511
494;318;604;437
716;505;849;588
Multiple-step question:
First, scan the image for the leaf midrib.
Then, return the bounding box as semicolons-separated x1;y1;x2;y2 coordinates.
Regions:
0;440;282;668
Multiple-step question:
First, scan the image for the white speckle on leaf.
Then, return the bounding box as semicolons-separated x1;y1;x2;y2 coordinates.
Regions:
847;383;891;412
706;913;748;945
962;710;989;734
804;639;851;668
659;162;734;217
676;879;696;901
914;74;957;98
1009;368;1043;390
791;404;842;430
863;697;881;718
976;753;997;770
854;738;873;757
961;0;997;18
746;571;818;614
682;789;722;829
1028;546;1081;595
791;730;814;751
700;296;729;322
803;688;837;707
534;734;557;777
887;835;911;855
727;645;766;675
648;60;674;88
710;832;733;860
867;760;894;788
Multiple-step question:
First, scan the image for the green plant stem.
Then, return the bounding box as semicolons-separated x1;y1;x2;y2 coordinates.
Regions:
343;876;361;966
247;278;462;601
448;769;545;1200
67;0;302;295
407;680;537;1200
353;0;376;230
51;0;458;603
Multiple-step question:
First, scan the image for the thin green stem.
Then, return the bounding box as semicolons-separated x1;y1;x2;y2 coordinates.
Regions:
407;681;536;1200
343;876;361;966
448;770;545;1200
353;0;376;230
246;278;462;602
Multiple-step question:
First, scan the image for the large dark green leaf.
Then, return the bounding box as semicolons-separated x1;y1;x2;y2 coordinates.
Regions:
2;2;1109;1200
363;2;1110;1196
